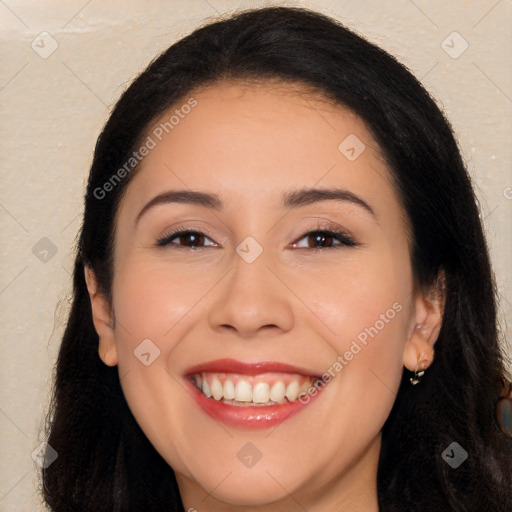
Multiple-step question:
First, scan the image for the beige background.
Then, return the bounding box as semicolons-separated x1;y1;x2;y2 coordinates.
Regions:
0;0;510;509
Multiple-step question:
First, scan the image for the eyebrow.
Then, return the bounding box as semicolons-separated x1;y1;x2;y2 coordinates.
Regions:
135;187;375;225
282;188;375;216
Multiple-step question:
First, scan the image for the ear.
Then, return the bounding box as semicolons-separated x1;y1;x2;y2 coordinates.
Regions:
403;271;445;373
84;265;118;367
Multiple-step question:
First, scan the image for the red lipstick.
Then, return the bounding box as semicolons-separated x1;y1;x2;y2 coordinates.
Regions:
185;358;321;377
184;358;326;429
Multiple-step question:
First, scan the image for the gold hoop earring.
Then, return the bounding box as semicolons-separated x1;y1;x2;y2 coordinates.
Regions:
409;368;425;386
410;352;429;386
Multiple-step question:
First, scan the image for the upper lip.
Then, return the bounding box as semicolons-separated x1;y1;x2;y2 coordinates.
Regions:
184;358;321;378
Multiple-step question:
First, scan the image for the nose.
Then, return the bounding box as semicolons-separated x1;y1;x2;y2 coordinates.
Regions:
207;250;295;338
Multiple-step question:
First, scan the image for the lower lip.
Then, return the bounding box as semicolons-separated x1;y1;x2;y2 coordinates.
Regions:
184;379;324;429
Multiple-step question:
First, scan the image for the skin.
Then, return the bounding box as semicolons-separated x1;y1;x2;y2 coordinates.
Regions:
85;80;443;511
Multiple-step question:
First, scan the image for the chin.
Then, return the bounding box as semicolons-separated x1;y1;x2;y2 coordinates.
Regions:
193;468;301;506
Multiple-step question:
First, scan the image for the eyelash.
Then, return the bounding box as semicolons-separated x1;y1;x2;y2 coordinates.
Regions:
155;224;357;250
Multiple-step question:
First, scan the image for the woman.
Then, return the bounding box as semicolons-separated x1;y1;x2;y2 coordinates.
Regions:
41;6;512;511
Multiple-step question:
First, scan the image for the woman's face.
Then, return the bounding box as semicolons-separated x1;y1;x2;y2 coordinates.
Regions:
88;80;438;509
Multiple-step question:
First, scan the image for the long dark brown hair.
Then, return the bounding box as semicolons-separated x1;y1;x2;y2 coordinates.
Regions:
41;6;512;511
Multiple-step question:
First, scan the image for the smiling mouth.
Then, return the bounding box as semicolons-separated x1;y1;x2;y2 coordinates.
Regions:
190;372;316;406
184;359;326;428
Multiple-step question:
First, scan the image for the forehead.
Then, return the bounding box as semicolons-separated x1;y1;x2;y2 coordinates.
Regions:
114;79;403;229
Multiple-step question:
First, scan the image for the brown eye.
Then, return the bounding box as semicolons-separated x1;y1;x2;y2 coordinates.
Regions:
177;232;204;247
308;232;335;248
293;230;356;249
156;230;217;248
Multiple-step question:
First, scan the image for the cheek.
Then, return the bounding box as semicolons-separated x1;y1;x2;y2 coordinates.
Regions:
111;256;217;349
291;248;412;348
109;259;210;469
290;252;412;415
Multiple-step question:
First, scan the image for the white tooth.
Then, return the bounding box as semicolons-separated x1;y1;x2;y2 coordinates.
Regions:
235;380;252;402
202;379;212;398
210;376;223;400
270;381;286;403
194;375;201;388
223;379;235;400
285;380;299;401
252;382;270;404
